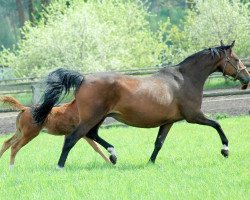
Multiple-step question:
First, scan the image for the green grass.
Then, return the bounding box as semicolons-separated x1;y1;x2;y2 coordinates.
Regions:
0;116;249;199
204;77;240;90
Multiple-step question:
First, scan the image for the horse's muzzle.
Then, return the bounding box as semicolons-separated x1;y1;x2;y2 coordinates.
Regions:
240;77;250;90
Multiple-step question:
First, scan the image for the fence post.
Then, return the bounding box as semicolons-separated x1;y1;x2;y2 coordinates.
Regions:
31;83;43;104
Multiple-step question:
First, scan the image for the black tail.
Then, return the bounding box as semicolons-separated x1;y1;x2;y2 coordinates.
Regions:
32;68;84;125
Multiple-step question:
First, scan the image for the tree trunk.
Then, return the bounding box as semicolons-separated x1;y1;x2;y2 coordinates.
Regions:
187;0;195;9
16;0;25;27
41;0;50;6
8;14;18;41
28;0;35;24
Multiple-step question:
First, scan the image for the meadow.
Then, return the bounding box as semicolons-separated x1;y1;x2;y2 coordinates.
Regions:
0;116;249;200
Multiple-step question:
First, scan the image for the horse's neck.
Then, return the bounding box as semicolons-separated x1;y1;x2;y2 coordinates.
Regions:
178;57;217;91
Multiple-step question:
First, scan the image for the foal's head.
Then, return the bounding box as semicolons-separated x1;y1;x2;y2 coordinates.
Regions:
215;41;250;89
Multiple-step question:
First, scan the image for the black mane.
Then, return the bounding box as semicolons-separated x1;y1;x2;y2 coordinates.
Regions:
178;45;231;65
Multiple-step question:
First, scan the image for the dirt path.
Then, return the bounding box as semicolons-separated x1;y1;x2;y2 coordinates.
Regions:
0;93;249;134
202;94;250;116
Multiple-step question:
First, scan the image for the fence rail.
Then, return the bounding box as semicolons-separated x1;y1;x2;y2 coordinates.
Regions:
0;63;249;104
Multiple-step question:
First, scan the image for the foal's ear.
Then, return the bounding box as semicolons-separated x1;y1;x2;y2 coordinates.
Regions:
220;40;225;46
230;40;235;48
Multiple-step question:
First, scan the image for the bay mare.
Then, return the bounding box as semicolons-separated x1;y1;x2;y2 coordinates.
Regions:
33;41;250;168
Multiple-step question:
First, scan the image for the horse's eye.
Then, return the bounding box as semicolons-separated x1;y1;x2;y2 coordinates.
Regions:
235;59;239;62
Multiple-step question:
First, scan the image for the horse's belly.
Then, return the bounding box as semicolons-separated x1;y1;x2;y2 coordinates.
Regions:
110;76;182;127
111;101;181;128
111;114;165;128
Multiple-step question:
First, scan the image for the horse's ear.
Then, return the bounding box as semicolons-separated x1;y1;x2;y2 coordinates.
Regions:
230;40;235;48
220;40;225;46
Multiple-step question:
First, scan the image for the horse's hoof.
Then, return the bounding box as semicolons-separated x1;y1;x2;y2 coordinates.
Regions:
109;155;117;165
221;149;229;157
9;164;14;170
57;165;64;170
147;160;155;164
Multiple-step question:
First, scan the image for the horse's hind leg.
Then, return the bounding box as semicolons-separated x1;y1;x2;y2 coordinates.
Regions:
188;112;229;157
0;130;21;158
95;136;117;165
83;137;111;164
149;123;173;163
57;123;92;168
86;124;117;164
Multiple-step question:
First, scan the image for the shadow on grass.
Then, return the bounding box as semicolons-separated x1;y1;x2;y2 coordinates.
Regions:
63;160;161;172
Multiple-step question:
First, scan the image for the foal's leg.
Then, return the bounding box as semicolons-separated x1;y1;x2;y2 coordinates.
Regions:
189;112;229;157
149;123;173;163
86;124;117;164
0;131;21;158
10;131;40;168
83;137;111;164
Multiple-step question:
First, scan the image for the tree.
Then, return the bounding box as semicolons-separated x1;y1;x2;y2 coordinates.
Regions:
16;0;25;27
41;0;50;6
0;0;19;47
166;0;250;63
28;0;34;24
0;0;169;77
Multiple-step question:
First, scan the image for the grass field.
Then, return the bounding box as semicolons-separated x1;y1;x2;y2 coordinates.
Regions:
0;116;249;199
204;77;240;90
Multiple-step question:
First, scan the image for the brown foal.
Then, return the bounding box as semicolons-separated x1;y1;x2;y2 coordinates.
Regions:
0;96;111;168
33;41;250;168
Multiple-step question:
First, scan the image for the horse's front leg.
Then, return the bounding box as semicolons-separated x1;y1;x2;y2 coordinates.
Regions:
187;112;229;157
149;123;173;163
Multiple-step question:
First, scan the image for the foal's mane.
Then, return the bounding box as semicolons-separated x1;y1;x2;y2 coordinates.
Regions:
177;45;231;65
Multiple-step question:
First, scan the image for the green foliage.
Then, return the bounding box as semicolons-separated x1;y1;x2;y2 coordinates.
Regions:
0;0;249;77
166;0;250;63
204;77;240;90
0;0;19;50
0;0;168;77
0;20;16;50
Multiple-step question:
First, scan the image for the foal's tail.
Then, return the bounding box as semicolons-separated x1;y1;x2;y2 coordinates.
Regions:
0;96;27;111
32;68;84;125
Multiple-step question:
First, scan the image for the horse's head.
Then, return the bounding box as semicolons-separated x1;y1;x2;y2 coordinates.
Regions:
216;41;250;89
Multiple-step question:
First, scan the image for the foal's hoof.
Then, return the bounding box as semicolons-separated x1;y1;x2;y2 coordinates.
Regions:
109;155;117;165
221;149;229;157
